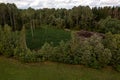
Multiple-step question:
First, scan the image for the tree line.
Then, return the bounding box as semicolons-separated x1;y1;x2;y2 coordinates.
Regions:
0;3;120;33
0;25;120;71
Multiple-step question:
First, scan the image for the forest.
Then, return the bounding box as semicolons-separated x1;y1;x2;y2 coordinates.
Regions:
0;3;120;33
0;3;120;72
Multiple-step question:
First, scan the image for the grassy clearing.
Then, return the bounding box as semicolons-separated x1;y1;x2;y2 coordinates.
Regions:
26;27;71;49
0;56;120;80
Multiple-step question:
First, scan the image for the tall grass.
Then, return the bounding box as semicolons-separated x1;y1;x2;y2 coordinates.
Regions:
26;27;71;49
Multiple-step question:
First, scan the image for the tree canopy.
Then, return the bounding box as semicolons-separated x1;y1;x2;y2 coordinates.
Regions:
0;3;120;33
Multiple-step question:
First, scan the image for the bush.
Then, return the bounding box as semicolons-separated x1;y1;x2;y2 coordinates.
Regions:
38;42;53;61
80;40;92;66
98;17;120;34
0;25;19;57
80;34;112;68
19;49;37;62
104;33;120;66
98;48;111;67
51;41;71;63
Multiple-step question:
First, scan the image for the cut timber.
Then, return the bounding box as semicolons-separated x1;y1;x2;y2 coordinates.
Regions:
76;30;105;39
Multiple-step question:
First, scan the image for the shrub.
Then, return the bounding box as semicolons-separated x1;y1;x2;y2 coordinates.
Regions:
86;34;111;68
38;42;53;61
98;48;111;67
0;25;19;57
51;41;71;63
104;33;120;66
13;26;29;58
69;32;84;64
81;40;92;66
19;49;37;62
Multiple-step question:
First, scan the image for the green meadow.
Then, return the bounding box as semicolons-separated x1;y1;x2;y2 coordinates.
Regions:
0;56;120;80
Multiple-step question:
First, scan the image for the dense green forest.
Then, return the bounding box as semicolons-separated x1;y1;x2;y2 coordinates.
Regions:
0;3;120;72
0;3;120;33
